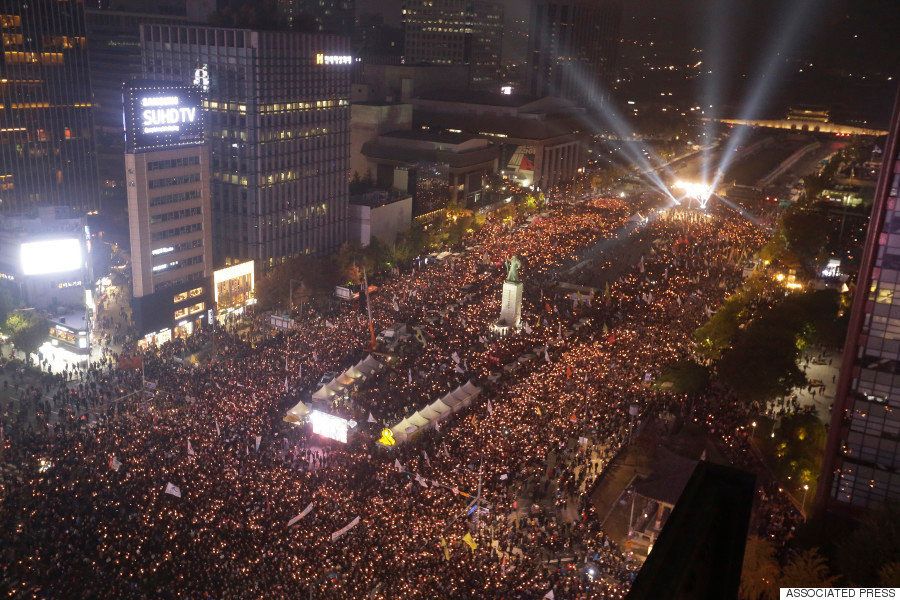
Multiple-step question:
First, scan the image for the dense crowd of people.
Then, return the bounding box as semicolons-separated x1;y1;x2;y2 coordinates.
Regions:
0;196;796;599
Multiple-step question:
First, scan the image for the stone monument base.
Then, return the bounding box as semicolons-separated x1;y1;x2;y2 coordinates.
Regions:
491;319;521;337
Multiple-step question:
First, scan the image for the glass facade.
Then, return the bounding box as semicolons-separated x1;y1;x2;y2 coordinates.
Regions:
140;25;351;268
822;93;900;511
401;0;503;90
528;0;622;109
0;1;99;212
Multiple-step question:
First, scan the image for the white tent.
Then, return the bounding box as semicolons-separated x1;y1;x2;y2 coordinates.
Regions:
310;355;384;402
284;400;311;423
387;380;482;443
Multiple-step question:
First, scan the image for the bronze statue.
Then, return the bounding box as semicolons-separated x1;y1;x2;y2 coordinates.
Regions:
505;256;522;283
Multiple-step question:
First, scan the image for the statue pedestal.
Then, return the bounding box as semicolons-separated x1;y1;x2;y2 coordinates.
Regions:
491;280;522;336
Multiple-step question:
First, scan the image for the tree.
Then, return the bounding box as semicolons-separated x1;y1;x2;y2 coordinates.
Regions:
657;359;711;396
255;255;340;311
716;319;806;404
740;536;779;600
0;286;17;324
781;210;828;268
3;310;48;362
835;502;900;585
880;562;900;587
767;412;826;488
779;548;838;588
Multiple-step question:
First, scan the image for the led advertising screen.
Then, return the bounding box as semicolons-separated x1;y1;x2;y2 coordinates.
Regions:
20;239;83;276
124;82;205;153
309;410;349;443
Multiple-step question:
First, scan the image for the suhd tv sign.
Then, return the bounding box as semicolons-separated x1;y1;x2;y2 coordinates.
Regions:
140;96;198;134
124;82;204;153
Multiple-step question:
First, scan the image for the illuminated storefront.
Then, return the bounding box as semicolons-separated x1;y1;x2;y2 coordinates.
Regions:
213;260;256;317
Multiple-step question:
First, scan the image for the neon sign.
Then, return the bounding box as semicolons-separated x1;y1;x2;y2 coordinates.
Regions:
315;53;352;65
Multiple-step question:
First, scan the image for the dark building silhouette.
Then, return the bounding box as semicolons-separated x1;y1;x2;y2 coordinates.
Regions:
527;0;622;110
0;0;99;212
401;0;504;90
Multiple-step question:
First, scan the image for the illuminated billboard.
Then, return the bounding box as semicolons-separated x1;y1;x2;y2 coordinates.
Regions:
213;260;255;311
309;410;349;443
124;82;204;153
20;239;83;276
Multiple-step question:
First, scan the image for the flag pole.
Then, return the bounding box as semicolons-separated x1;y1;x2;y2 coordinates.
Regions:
362;266;376;351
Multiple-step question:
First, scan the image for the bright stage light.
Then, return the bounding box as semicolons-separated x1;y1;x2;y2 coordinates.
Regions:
309;410;349;443
673;180;714;206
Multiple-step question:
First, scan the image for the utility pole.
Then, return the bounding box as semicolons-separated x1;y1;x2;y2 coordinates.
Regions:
362;267;376;351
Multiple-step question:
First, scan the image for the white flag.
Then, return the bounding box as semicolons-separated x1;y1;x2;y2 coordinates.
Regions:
408;368;413;385
487;399;493;415
187;439;196;456
392;297;400;312
255;435;262;452
452;487;460;495
434;419;441;431
544;347;551;363
544;590;555;600
454;364;465;374
215;420;220;436
108;455;121;472
367;412;377;423
330;516;361;542
523;322;533;334
395;459;404;472
422;450;431;466
415;474;429;487
451;351;460;364
287;502;315;527
499;474;508;480
164;482;181;498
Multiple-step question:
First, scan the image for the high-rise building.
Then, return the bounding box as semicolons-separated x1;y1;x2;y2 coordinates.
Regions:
281;0;355;35
527;0;622;110
401;0;503;90
818;90;900;514
354;13;403;64
123;81;214;342
140;25;351;268
85;2;201;216
0;1;99;212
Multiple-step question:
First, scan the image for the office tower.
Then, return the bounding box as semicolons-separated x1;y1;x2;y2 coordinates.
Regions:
282;0;356;35
354;13;403;64
401;0;503;90
527;0;622;109
140;25;351;268
0;1;99;212
123;81;214;341
85;2;201;216
819;90;900;513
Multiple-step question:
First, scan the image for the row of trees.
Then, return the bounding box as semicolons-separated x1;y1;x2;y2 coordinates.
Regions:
662;287;844;405
255;193;548;312
741;502;900;598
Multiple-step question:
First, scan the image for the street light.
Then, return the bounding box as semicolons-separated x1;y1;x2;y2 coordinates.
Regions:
802;484;810;515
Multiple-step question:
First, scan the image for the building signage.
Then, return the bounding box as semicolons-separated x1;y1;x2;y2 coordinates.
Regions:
140;96;198;133
315;53;352;65
124;82;204;153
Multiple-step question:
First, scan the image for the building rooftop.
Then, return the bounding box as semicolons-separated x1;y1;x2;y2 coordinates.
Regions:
349;189;411;208
415;89;541;108
381;129;480;145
